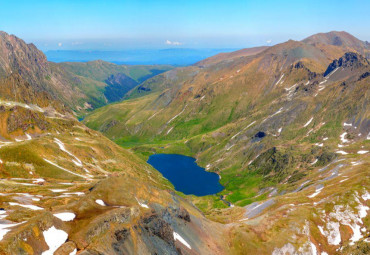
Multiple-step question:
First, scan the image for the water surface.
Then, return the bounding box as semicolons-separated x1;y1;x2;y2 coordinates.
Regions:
147;154;224;196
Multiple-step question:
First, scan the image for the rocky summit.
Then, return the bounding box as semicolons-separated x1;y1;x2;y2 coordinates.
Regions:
0;30;369;255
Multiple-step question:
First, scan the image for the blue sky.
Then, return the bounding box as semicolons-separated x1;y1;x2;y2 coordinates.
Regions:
0;0;369;50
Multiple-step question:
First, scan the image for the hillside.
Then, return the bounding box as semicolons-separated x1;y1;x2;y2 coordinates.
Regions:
84;31;370;253
0;32;226;254
0;31;172;118
0;30;369;254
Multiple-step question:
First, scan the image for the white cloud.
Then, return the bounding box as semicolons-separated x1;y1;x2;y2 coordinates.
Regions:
165;40;182;46
266;40;272;44
58;42;62;47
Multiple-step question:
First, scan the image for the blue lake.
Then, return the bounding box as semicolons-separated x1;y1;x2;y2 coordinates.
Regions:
147;154;224;196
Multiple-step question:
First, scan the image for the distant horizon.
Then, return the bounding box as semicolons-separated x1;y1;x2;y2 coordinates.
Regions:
43;48;241;66
1;0;369;51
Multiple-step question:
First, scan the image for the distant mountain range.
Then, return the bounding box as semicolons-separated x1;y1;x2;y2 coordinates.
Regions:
45;48;240;66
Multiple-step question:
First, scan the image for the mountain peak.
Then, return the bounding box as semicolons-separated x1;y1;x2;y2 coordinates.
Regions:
302;31;365;47
324;51;369;76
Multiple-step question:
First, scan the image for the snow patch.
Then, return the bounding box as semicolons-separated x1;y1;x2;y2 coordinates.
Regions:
42;226;68;255
50;189;67;193
0;221;22;241
166;127;174;135
135;197;149;208
54;138;83;167
167;104;187;124
308;186;324;198
53;212;76;221
362;191;370;201
303;117;313;127
43;158;88;179
276;74;284;85
340;132;349;143
9;202;43;210
357;150;368;154
95;199;106;206
336;150;348;155
173;232;191;249
311;159;318;165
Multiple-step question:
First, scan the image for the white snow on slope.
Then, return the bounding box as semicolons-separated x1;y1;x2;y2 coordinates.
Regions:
329;203;368;245
25;133;32;140
168;104;187;124
63;192;84;196
357;150;368;154
43;158;87;179
53;212;76;221
324;67;339;78
336;150;348;155
303;117;313;127
9;202;43;210
226;144;235;151
54;138;83;167
308;186;324;198
148;109;163;120
173;231;191;249
272;243;296;255
310;242;318;255
311;159;318;165
357;204;369;218
50;189;67;193
0;99;44;113
276;74;284;85
231;121;257;139
340;132;349;143
32;178;45;184
362;191;370;201
0;221;22;241
166;127;174;135
42;226;68;255
262;108;284;123
135;197;149;208
95;199;106;206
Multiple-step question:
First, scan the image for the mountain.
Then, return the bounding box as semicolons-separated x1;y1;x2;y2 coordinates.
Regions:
58;60;172;107
0;31;173;118
85;31;370;254
195;46;269;67
302;31;370;58
0;32;224;254
0;30;369;254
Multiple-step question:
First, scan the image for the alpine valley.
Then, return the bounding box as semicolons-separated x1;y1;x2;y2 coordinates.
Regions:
0;30;369;255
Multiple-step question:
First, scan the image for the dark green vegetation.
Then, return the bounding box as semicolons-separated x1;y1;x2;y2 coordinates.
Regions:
57;61;172;113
